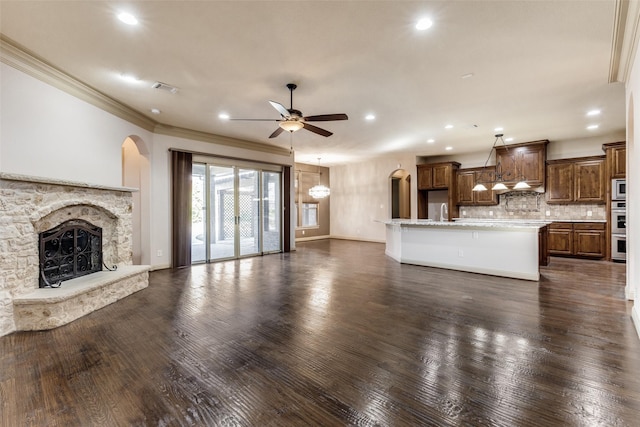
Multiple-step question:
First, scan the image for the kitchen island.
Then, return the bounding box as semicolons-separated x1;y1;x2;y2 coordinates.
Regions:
384;219;550;281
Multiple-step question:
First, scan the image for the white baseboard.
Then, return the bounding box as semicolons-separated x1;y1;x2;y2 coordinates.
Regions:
329;235;385;244
295;235;330;242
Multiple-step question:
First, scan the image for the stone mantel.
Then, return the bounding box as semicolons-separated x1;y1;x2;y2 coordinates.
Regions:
0;172;138;193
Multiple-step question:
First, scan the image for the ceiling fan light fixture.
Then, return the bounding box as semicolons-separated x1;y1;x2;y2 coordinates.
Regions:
279;121;304;132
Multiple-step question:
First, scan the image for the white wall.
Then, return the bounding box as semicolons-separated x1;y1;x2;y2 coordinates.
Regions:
626;38;639;339
0;63;152;187
330;154;417;242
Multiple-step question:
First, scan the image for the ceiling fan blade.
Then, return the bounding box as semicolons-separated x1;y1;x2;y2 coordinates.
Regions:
303;123;333;137
268;127;285;138
229;118;280;121
269;101;290;118
303;113;349;122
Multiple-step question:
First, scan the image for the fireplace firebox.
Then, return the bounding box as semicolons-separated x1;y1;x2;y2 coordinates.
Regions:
39;219;102;287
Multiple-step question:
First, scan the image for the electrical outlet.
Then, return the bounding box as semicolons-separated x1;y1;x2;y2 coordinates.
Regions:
458;249;464;257
462;210;466;216
587;211;592;217
156;250;162;257
546;211;551;216
489;211;494;216
302;230;305;235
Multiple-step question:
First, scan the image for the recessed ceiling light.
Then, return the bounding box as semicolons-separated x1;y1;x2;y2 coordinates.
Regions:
461;73;474;79
427;139;435;143
445;146;453;151
150;108;161;115
117;12;138;26
494;127;504;132
119;73;140;84
365;114;376;121
218;113;230;120
416;17;433;31
587;124;599;130
505;137;514;142
587;109;601;116
445;124;453;129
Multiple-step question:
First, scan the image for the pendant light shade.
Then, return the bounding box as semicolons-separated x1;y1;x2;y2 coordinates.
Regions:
472;183;488;192
513;180;531;190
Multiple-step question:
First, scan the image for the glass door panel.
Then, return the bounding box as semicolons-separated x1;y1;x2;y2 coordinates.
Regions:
262;171;281;253
191;163;207;263
209;165;236;261
238;169;260;257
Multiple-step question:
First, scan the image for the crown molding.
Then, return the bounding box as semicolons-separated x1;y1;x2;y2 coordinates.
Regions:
0;34;290;157
0;34;157;132
154;124;291;156
609;0;640;83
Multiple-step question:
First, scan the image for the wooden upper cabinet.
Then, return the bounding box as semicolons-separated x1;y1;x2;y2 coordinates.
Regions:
417;162;460;190
456;171;475;205
456;167;498;206
574;159;605;202
417;165;432;190
495;140;547;188
432;164;451;188
603;141;626;178
546;163;574;203
546;156;605;204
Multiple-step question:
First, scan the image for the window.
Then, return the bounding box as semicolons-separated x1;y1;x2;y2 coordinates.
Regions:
301;202;318;228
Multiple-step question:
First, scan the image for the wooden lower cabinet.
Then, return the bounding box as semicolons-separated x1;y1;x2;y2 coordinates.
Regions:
548;222;605;259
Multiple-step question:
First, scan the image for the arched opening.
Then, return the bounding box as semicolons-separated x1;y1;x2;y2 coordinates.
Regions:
390;169;411;219
122;136;150;265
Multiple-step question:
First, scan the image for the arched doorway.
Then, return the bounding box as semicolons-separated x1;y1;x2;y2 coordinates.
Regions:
122;136;150;265
390;169;411;219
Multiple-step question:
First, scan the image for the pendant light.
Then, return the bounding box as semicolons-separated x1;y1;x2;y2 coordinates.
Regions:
309;158;330;199
473;134;529;191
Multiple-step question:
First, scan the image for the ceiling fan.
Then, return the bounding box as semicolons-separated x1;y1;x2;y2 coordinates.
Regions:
230;83;348;138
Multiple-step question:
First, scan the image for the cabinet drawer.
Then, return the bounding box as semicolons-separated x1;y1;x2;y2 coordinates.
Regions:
549;222;573;230
573;222;605;231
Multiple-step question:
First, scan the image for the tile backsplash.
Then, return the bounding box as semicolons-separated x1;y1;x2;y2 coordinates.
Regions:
458;191;606;220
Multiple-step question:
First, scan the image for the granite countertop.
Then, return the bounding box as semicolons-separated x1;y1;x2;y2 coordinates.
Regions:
382;219;549;229
454;218;606;223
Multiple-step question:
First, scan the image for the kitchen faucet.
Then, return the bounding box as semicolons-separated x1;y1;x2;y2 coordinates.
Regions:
440;203;448;222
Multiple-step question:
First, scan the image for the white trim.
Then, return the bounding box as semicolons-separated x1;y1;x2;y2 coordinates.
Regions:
632;304;640;341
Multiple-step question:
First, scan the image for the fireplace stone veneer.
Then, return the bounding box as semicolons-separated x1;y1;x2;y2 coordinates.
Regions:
0;173;149;336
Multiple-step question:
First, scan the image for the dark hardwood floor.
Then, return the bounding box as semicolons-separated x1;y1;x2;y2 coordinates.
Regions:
1;239;639;426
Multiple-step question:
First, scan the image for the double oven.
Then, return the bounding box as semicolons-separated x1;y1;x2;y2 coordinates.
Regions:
611;179;626;261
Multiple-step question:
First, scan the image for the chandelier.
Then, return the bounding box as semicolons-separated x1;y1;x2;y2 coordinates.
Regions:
472;134;530;192
309;158;330;199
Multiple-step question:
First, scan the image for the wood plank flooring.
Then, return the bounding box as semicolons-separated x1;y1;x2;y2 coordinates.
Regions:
1;239;639;426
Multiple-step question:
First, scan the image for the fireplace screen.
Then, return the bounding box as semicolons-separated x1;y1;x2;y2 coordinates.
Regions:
39;219;102;287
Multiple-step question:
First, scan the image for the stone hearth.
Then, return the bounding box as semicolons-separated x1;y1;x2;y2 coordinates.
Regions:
0;173;149;336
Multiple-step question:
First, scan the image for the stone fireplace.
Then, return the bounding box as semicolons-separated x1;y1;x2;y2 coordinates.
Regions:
0;173;149;336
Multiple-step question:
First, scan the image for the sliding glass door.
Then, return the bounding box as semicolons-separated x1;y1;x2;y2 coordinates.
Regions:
192;161;282;263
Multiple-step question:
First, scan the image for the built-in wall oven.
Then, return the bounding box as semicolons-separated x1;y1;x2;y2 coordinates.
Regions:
611;197;626;262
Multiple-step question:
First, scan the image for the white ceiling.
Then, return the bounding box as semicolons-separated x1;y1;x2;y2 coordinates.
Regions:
0;1;626;165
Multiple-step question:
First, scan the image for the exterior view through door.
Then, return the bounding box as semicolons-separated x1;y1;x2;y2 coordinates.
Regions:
192;160;282;263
